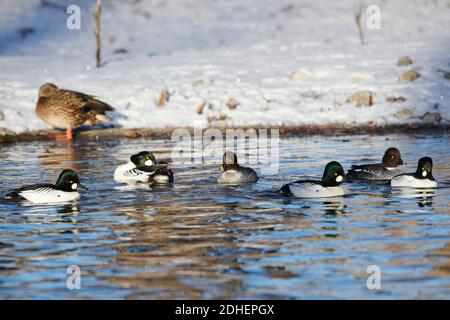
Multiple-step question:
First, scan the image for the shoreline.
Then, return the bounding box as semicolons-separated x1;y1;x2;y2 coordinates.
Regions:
1;123;448;143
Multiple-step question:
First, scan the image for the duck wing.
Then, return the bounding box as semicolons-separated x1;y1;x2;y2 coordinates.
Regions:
61;89;114;113
346;163;387;180
280;180;320;196
5;184;54;200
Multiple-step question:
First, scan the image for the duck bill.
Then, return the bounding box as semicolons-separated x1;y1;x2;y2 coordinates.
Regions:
79;184;89;191
398;158;406;165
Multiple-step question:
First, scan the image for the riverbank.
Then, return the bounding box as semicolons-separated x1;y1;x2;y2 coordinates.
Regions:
1;123;448;144
0;1;449;137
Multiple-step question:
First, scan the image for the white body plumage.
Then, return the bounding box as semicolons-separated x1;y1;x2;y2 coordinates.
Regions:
217;168;258;184
18;187;80;204
114;161;153;183
285;181;345;198
391;174;437;188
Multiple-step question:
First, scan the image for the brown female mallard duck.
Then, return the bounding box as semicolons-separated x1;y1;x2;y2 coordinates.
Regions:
35;83;114;140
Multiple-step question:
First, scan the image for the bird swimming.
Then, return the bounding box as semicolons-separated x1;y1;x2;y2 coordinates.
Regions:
280;161;346;198
346;147;405;181
391;157;437;188
217;151;258;184
4;169;87;204
114;151;174;184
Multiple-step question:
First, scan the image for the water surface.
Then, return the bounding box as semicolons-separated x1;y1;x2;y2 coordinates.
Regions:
0;133;449;299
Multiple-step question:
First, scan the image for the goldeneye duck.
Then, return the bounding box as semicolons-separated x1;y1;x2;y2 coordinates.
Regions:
217;151;258;184
391;157;437;188
4;169;87;204
114;151;173;184
281;161;346;198
346;147;405;181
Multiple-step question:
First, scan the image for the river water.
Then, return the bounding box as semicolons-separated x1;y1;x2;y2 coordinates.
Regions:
0;133;449;299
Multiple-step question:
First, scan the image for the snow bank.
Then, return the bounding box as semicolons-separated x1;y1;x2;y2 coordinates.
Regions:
0;0;449;133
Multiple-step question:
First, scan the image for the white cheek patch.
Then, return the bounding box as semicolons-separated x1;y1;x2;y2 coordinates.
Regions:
336;175;343;182
422;171;427;177
71;183;78;190
145;160;153;166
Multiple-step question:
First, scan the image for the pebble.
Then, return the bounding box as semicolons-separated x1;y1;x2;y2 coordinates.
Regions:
397;56;413;66
346;90;373;107
400;70;420;81
226;98;239;110
421;112;441;123
393;108;414;120
291;69;312;81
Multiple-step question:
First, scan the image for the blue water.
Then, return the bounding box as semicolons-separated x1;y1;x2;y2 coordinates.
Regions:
0;133;449;299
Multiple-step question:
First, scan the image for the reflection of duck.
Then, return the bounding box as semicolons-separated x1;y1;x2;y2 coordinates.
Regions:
57;203;80;216
114;183;153;191
281;161;346;198
347;147;405;181
391;157;437;188
391;187;436;208
322;198;346;214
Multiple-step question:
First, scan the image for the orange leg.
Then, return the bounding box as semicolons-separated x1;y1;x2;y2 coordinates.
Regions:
47;128;74;141
66;127;73;140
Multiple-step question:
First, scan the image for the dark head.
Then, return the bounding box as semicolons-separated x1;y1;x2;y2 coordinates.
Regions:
38;83;59;98
321;161;346;187
130;151;157;168
382;147;404;167
415;157;434;180
55;169;87;191
221;151;239;171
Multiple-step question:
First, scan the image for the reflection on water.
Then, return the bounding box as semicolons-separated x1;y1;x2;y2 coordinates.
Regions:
0;134;449;299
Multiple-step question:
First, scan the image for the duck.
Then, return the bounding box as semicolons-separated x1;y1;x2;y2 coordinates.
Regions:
391;157;437;188
4;169;87;204
35;83;114;140
217;151;258;184
346;147;405;181
280;161;346;198
114;151;174;184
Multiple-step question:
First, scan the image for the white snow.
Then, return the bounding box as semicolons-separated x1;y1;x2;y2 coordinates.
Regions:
0;0;449;134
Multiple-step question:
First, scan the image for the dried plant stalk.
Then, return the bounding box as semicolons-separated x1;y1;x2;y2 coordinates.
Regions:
353;1;364;45
155;89;170;107
92;0;102;67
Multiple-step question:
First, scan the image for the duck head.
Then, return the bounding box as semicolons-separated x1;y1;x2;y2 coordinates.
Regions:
38;83;59;98
130;151;158;169
321;161;346;187
220;151;239;171
55;169;87;191
415;157;434;180
382;147;405;167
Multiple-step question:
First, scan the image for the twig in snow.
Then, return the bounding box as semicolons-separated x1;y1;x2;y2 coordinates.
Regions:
92;0;102;68
155;89;170;107
353;0;364;45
